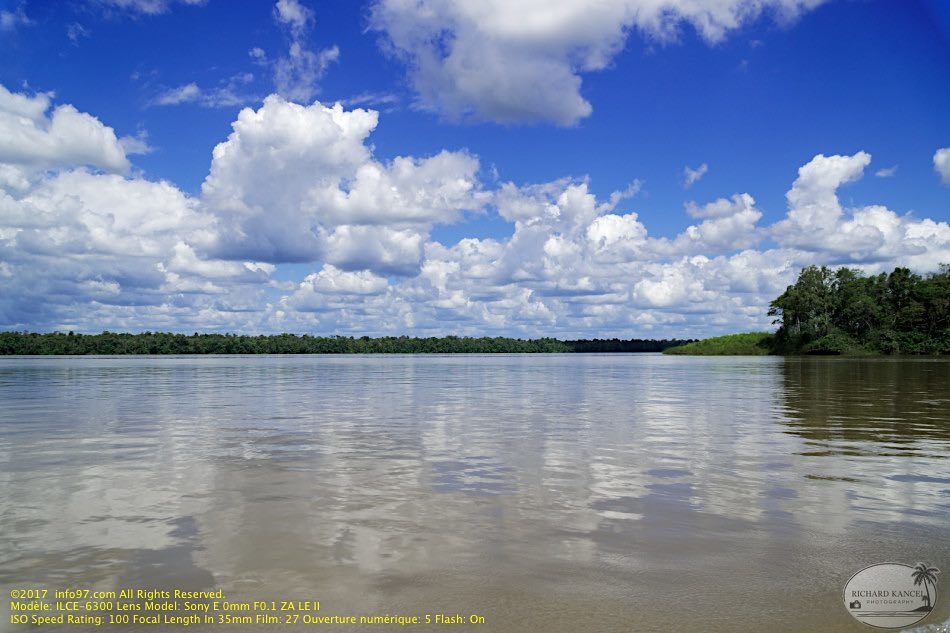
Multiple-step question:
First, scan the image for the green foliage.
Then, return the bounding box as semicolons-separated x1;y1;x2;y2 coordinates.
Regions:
769;264;950;355
801;330;873;356
662;332;773;355
565;338;689;353
0;332;691;355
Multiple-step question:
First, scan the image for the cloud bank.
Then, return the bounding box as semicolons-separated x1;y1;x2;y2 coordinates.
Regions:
1;85;947;337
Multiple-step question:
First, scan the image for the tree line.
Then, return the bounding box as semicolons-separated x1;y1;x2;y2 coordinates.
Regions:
768;264;950;354
0;332;691;355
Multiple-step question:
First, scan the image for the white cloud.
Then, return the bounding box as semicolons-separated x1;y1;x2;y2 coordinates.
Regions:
0;166;270;327
321;225;425;275
14;170;210;255
874;165;897;178
152;74;256;108
202;95;485;269
773;151;870;244
0;85;129;173
772;151;950;267
118;131;153;155
0;85;277;332
684;163;708;188
299;266;389;297
343;92;400;110
0;84;51;119
261;0;339;103
164;242;273;281
369;0;827;125
312;150;483;226
93;0;206;16
686;193;750;219
0;5;31;31
274;43;340;103
666;193;763;252
0;168;275;331
274;0;311;33
633;262;707;308
587;213;648;250
154;83;201;105
935;147;950;185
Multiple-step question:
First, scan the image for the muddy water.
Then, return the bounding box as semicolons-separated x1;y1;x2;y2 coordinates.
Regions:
1;355;948;632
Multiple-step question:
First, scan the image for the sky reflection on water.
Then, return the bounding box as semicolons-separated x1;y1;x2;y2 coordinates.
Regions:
0;355;947;632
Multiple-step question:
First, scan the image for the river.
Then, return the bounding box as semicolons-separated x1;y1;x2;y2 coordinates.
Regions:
1;355;948;631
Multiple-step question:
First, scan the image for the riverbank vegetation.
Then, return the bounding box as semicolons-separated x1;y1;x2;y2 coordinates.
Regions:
768;264;949;355
662;332;773;355
0;332;691;355
666;264;950;356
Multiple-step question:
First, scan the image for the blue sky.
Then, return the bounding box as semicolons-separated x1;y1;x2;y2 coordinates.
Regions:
1;0;948;337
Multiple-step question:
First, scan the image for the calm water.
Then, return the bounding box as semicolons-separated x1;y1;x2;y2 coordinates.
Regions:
1;355;948;632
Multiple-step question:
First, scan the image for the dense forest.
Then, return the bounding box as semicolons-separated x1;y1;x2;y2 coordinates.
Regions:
768;264;950;355
0;332;691;355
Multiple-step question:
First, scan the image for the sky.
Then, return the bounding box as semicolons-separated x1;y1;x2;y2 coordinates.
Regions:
0;0;948;338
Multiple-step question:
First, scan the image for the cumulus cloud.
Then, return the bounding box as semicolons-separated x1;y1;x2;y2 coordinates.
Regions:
287;266;389;310
772;151;869;244
664;193;763;252
935;148;950;185
358;150;945;337
587;213;648;250
321;225;425;275
0;166;274;329
369;0;827;125
684;163;708;188
202;95;486;269
0;85;129;173
0;85;274;332
772;151;950;268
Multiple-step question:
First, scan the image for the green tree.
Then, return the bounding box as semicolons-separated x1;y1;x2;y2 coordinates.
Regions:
768;265;837;351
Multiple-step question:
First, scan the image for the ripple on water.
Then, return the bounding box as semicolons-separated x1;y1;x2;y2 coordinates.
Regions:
0;354;948;632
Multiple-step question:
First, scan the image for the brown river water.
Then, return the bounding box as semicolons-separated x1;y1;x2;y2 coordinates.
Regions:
1;355;948;632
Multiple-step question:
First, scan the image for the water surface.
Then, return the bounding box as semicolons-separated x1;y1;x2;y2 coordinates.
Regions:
1;355;948;632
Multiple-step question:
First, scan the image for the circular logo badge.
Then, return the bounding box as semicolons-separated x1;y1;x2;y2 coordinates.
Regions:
844;562;940;629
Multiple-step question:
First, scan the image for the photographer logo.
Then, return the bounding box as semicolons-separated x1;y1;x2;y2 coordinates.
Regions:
844;562;939;629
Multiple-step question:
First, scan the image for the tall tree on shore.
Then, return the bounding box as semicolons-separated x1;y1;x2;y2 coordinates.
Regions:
769;264;949;354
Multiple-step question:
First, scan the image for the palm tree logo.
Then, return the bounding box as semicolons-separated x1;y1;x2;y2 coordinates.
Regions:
845;561;941;628
911;563;940;611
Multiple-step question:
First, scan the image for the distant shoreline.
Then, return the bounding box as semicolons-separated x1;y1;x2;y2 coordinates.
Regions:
0;332;693;355
3;331;946;357
662;332;949;356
